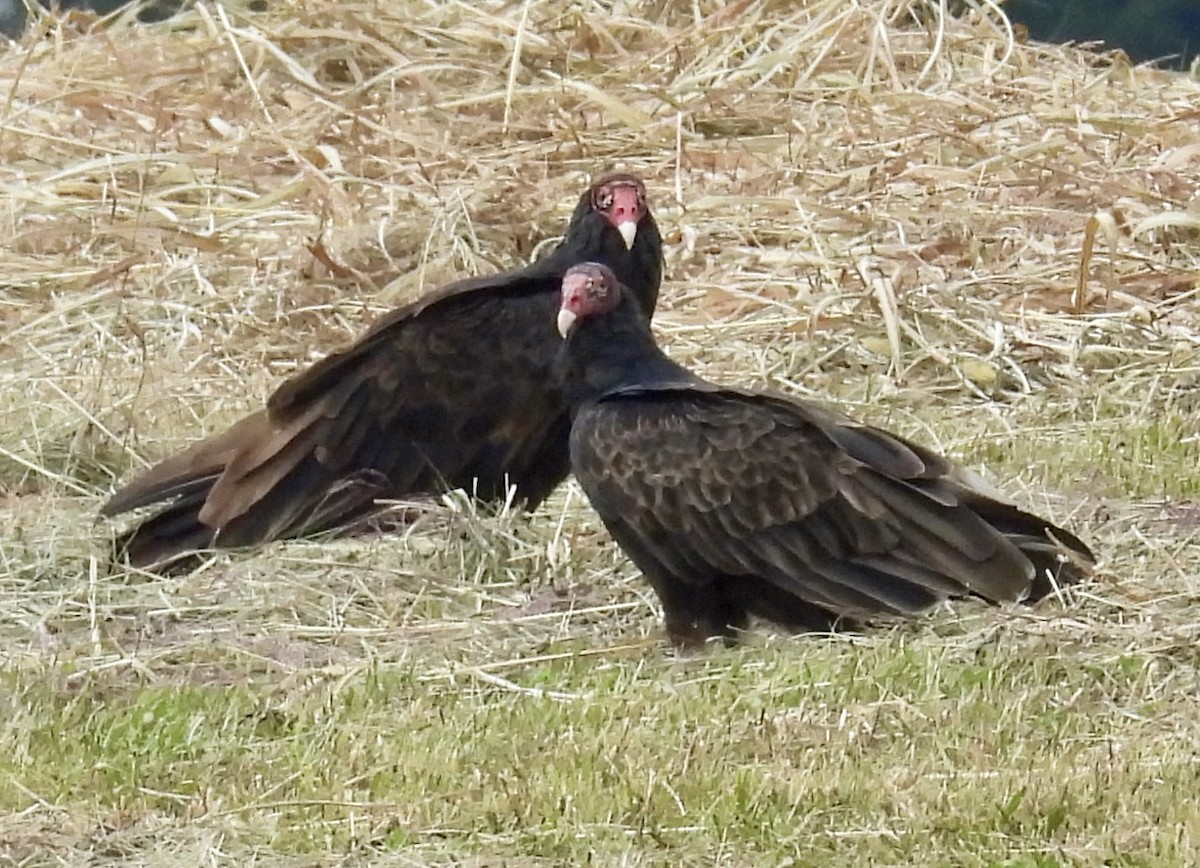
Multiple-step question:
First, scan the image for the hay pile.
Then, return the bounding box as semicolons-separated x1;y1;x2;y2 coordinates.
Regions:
3;0;1198;486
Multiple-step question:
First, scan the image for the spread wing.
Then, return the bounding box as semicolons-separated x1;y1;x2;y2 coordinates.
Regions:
571;387;1092;635
104;275;570;566
101;173;665;572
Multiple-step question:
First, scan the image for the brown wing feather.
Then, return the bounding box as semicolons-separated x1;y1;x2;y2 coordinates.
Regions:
572;388;1092;641
265;270;528;422
100;411;270;516
100;278;497;523
235;284;567;514
106;281;568;569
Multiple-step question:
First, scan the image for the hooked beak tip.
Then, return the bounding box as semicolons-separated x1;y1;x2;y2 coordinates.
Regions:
556;308;577;338
617;220;637;250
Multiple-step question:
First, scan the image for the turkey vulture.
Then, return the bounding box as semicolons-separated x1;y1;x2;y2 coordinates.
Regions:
102;174;664;571
556;263;1094;646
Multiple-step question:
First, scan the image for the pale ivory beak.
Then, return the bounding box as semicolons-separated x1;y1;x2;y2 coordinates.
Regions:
557;308;577;338
617;220;637;250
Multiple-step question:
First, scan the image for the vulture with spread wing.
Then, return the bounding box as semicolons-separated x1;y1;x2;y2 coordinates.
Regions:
102;174;663;571
556;263;1094;646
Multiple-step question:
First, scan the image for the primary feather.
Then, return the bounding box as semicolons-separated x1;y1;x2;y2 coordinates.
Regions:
556;262;1094;646
102;174;664;572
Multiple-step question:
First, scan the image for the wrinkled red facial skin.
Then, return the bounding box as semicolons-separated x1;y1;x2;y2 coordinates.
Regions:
592;180;646;230
561;275;588;319
561;265;618;320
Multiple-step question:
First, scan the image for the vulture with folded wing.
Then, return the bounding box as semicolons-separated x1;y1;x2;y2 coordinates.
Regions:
556;263;1093;646
102;174;663;571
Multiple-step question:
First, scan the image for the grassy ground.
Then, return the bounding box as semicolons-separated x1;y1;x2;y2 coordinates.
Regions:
3;0;1200;864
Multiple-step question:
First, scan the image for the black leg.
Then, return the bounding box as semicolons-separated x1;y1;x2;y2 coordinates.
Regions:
647;574;747;646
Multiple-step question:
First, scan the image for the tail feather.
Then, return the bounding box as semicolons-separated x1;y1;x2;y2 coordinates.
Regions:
963;494;1095;602
111;490;218;573
101;412;268;517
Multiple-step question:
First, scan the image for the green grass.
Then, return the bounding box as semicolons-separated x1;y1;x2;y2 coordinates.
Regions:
1;404;1198;864
3;604;1200;863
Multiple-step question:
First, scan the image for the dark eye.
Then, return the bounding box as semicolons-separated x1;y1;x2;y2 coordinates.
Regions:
596;191;613;210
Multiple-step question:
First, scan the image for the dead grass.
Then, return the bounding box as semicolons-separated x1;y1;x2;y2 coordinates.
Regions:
3;0;1200;864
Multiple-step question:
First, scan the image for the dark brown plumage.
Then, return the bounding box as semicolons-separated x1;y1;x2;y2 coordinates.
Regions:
102;174;663;571
556;263;1094;646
